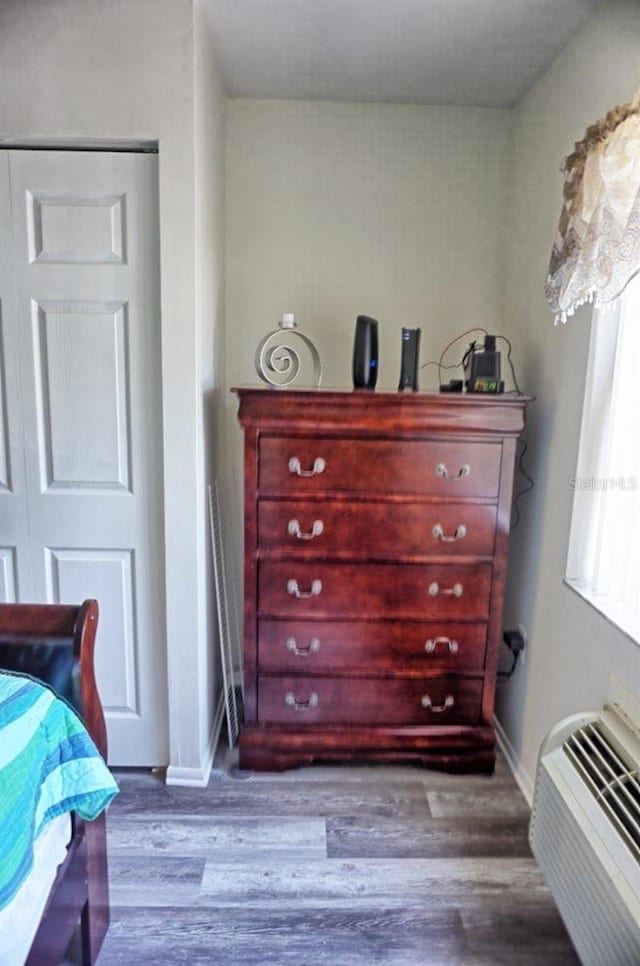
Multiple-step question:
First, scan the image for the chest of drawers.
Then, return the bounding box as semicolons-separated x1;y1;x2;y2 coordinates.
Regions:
233;388;529;772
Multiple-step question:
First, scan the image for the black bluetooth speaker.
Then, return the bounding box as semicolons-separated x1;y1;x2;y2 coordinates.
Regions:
398;327;421;391
352;315;379;390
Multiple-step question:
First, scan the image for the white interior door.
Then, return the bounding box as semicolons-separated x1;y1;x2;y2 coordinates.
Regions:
0;149;168;766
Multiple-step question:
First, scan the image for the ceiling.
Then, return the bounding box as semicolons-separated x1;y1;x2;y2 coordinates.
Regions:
205;0;604;108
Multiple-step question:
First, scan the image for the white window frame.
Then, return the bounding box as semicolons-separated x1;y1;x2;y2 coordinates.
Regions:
566;272;640;645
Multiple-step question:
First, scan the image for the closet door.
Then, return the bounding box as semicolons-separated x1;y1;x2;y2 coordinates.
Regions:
0;149;168;766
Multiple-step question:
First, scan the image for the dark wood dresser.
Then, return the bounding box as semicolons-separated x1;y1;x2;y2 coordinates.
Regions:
233;388;529;772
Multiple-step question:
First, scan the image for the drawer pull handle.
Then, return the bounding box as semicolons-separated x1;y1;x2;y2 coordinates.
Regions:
428;582;463;598
286;636;321;656
421;694;455;713
435;463;470;481
285;691;319;710
287;578;323;599
425;636;459;655
432;523;467;543
288;456;326;477
288;519;324;541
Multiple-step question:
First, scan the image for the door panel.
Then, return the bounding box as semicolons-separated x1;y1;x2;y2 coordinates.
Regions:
0;150;167;765
27;190;126;264
34;299;131;489
46;547;138;713
0;548;17;601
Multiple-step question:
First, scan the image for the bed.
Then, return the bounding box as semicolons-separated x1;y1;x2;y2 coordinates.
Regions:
0;599;117;966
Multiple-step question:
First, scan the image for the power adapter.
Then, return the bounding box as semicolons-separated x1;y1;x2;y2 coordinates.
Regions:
503;629;526;654
499;628;526;680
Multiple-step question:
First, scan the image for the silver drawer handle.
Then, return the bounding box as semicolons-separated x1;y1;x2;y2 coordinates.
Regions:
421;694;455;713
286;636;321;656
288;519;324;541
435;463;470;481
425;636;459;655
432;523;467;543
287;578;323;599
288;456;326;477
285;691;319;710
428;582;463;598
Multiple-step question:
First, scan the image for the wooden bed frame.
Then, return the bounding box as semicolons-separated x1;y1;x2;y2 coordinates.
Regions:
0;599;110;966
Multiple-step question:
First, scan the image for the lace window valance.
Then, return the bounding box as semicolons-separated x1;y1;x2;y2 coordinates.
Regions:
545;87;640;324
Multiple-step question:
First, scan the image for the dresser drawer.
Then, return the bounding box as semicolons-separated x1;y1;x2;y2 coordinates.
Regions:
259;619;487;673
258;561;492;619
258;675;483;725
258;500;497;558
259;436;502;498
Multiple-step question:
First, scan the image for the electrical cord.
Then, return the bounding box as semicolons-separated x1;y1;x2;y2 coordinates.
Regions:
498;649;521;680
437;327;488;368
419;328;523;394
431;327;489;387
511;436;535;530
495;334;522;394
419;327;489;385
420;355;475;392
498;629;526;680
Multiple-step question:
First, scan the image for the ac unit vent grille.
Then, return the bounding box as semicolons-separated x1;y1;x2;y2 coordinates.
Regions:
563;722;640;863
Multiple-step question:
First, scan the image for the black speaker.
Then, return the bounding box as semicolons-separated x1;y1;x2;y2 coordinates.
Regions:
352;315;379;389
398;327;421;391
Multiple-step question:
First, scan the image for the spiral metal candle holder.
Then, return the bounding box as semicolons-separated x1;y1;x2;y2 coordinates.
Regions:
254;313;322;388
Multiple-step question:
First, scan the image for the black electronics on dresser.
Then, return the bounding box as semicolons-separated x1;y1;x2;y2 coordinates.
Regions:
465;335;504;393
398;327;421;391
352;315;379;389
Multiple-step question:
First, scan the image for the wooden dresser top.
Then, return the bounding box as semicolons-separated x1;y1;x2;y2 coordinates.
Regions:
232;387;532;436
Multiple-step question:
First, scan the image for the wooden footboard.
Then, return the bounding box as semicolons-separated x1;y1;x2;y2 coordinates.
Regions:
0;599;110;966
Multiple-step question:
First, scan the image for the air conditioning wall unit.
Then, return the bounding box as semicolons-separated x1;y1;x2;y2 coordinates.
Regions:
530;706;640;966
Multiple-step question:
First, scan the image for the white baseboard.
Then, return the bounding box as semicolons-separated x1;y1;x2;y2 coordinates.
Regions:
493;714;534;807
166;692;225;787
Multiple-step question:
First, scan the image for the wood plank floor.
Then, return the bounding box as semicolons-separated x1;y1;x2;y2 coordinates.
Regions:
97;745;580;966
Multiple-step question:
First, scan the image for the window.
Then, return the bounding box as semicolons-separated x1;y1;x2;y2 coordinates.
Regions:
566;272;640;642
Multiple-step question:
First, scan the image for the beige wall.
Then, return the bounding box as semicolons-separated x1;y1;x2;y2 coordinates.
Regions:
225;99;512;396
498;0;640;797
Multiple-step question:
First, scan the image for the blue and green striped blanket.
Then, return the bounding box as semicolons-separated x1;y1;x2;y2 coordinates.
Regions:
0;671;118;910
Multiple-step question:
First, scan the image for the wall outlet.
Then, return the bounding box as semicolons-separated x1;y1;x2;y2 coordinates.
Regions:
503;625;527;663
517;623;527;663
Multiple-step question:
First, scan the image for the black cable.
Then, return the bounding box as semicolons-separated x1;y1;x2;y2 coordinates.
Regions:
419;359;467;390
436;328;487;387
419;360;466;373
495;335;522;394
418;327;488;387
511;436;535;530
498;649;521;680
